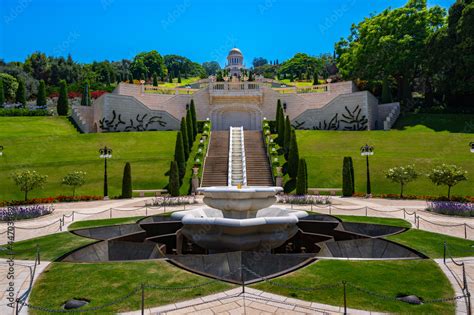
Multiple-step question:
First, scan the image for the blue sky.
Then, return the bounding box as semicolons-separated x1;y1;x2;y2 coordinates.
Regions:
0;0;452;66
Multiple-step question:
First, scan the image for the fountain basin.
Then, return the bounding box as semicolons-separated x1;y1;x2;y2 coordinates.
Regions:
197;186;283;219
171;206;307;251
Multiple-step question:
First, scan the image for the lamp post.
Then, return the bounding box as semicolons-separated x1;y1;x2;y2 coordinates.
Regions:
360;144;374;197
470;142;474;153
99;146;112;199
0;145;3;157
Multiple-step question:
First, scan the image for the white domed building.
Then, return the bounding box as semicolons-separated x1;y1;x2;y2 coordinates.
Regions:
225;47;245;77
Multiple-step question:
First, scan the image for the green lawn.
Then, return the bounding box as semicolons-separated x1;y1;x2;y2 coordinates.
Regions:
387;229;474;258
158;77;200;88
297;127;473;197
0;232;95;261
29;261;233;314
334;215;412;228
0;117;177;201
394;113;474;133
68;216;144;230
253;260;455;314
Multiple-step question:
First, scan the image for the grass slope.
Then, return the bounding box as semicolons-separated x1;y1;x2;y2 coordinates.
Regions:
0;117;177;201
334;215;412;228
253;260;454;314
0;232;95;261
297;125;473;196
68;216;144;230
30;261;233;314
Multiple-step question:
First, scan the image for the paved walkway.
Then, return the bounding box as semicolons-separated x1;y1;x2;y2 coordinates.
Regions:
120;288;387;315
1;196;473;314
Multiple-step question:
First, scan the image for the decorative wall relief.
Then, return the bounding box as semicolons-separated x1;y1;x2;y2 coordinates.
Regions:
99;111;168;132
292;105;368;131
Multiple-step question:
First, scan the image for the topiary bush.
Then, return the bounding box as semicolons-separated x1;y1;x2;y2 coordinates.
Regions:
342;157;354;197
121;162;132;198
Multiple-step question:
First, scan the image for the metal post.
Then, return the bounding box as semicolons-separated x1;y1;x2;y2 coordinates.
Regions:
15;299;19;315
365;206;368;216
110;208;112;219
366;155;371;196
443;242;446;264
104;157;108;198
59;218;63;231
141;283;145;315
343;281;347;315
329;205;332;215
310;203;313;212
416;215;419;229
145;207;148;216
72;210;75;221
241;265;245;294
403;209;406;220
36;244;40;265
465;223;467;239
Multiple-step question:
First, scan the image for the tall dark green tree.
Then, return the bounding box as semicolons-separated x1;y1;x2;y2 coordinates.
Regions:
277;106;285;146
276;99;282;133
342;157;354;197
174;131;186;183
15;79;26;106
296;158;308;195
180;117;190;160
152;72;158;86
81;81;91;106
121;162;132;198
283;116;292;158
37;80;47;107
168;161;180;197
186;109;194;149
287;130;299;178
381;77;392;103
128;73;133;84
57;80;69;116
0;80;4;107
348;157;355;194
190;99;198;138
313;71;319;85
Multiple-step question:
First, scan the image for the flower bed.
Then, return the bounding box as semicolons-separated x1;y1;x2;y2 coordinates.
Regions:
426;201;474;217
277;194;331;205
0;205;54;221
0;195;103;207
352;192;474;203
145;196;198;207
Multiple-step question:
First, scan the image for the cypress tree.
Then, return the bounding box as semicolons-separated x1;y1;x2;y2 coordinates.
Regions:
342;157;354;197
283;116;291;158
287;130;299;178
121;162;132;198
277;107;285;146
190;99;197;138
348;157;355;194
178;75;182;83
37;80;46;107
81;81;91;106
128;73;133;84
168;161;180;197
168;75;173;83
276;99;282;133
174;131;186;183
296;158;308;195
57;80;69;116
381;77;392;103
16;79;26;106
153;72;158;86
186;109;194;149
313;72;319;85
0;80;4;107
180;117;190;160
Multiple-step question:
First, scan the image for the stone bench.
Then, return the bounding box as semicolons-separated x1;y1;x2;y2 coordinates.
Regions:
308;188;342;196
133;189;168;197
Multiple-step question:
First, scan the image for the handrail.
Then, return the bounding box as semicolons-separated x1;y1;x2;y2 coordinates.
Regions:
240;127;247;186
227;127;233;186
200;131;212;188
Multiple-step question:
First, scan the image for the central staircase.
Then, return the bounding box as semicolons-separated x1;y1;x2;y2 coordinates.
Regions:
201;129;274;187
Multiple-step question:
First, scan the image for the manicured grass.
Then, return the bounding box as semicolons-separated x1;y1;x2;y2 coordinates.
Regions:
297;128;473;197
394;113;474;133
68;216;144;231
0;232;95;261
29;261;233;314
335;215;412;228
253;260;455;314
0;117;177;201
387;229;474;258
158;77;200;88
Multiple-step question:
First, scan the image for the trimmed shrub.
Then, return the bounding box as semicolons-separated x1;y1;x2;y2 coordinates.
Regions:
153;72;158;86
57;80;69;116
287;130;299;178
342;157;354;197
81;82;91;106
283;116;291;158
276;99;282;132
174;131;186;183
186;109;194;148
16;79;26;106
0;79;4;107
121;162;132;198
37;80;47;107
168;161;180;197
349;157;355;194
190;99;197;138
0;109;50;116
296;158;308;195
277;101;285;145
180;117;190;160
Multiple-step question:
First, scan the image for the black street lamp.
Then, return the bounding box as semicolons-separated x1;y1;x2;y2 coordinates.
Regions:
470;142;474;153
0;145;3;157
99;146;112;199
360;144;374;197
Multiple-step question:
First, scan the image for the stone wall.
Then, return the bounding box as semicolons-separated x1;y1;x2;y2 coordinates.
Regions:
378;102;401;130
